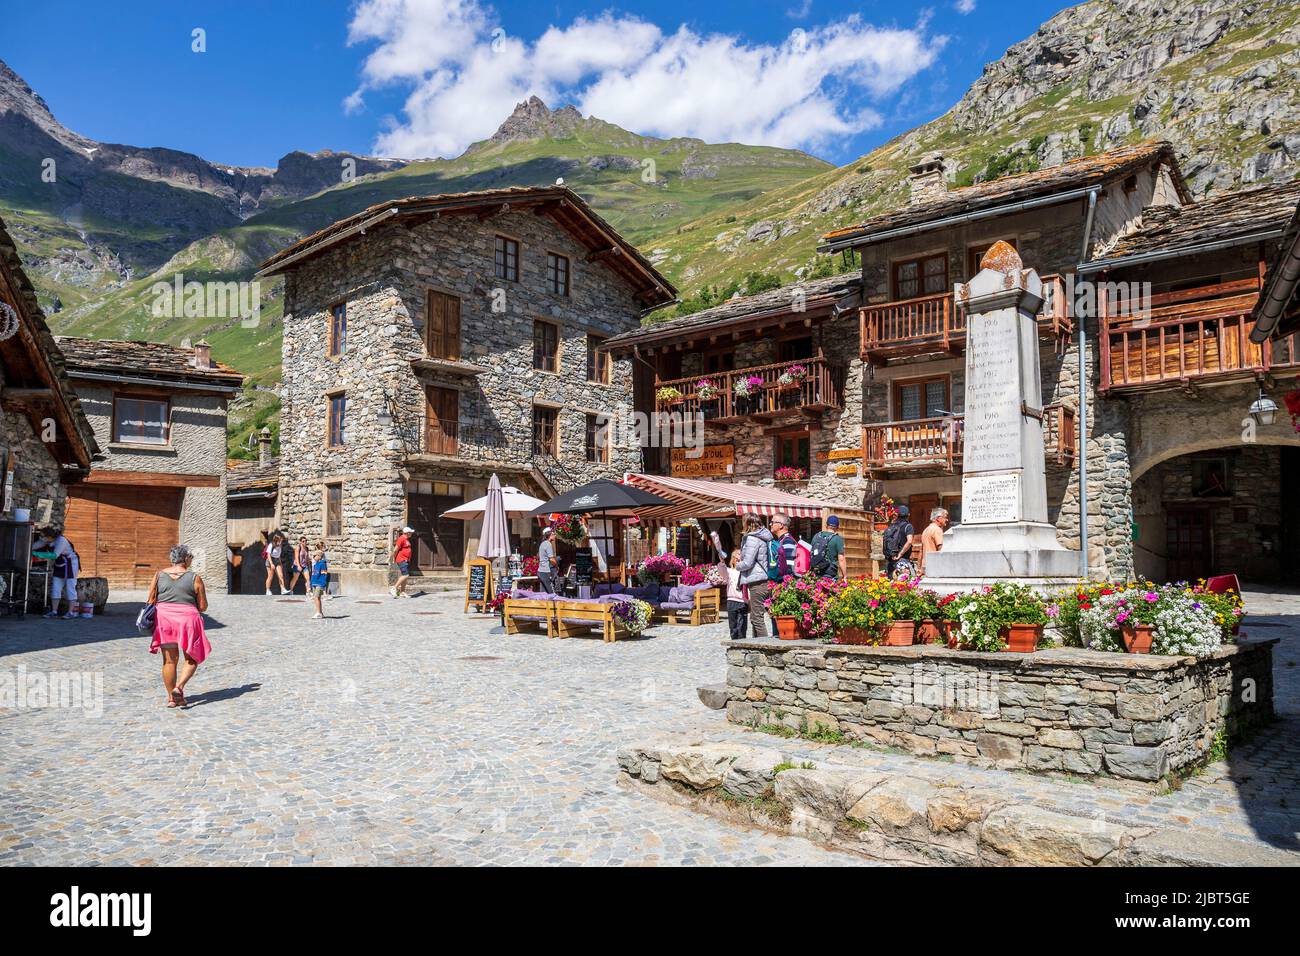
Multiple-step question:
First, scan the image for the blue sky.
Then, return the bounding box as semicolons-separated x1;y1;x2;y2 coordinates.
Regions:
4;0;1070;168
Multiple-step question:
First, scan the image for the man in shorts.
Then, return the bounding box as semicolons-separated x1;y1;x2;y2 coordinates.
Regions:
391;526;413;598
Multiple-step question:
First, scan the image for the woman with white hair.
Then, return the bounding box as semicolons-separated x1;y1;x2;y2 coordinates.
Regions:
147;544;210;708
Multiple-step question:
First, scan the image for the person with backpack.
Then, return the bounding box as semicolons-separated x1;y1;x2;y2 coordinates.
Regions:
735;512;774;638
768;514;798;582
884;505;916;579
810;515;846;580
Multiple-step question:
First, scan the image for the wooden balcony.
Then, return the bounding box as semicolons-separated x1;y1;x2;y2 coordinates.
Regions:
859;274;1072;365
1100;277;1300;393
655;357;845;425
861;403;1076;477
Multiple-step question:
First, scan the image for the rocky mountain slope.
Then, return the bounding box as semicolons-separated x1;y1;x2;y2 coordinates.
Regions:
646;0;1300;303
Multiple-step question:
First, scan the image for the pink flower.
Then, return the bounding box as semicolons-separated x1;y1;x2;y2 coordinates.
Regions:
1144;592;1159;602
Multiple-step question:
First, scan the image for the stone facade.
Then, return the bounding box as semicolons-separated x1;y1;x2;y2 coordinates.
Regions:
723;639;1275;781
276;197;664;590
1;403;67;526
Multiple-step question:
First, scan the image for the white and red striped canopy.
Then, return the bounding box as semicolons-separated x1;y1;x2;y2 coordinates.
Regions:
622;473;855;520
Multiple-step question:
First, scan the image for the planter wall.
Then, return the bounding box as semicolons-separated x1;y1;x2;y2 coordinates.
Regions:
724;638;1276;782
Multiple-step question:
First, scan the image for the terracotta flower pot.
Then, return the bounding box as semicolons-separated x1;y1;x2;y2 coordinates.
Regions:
774;615;805;641
943;620;962;649
916;620;942;645
1001;623;1043;653
834;626;878;645
1120;623;1154;654
882;620;916;646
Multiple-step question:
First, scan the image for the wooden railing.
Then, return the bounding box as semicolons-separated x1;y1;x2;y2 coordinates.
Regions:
860;274;1072;362
862;402;1076;473
654;357;845;421
1100;277;1300;392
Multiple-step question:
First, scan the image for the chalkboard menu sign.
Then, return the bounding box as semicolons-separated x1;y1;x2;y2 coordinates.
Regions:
574;549;593;587
464;558;492;613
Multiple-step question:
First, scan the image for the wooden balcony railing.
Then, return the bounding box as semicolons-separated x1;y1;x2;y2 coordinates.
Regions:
862;402;1076;474
654;357;845;423
1100;277;1300;393
860;274;1072;364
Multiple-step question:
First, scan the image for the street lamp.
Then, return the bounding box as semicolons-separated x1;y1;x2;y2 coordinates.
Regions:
1248;386;1278;426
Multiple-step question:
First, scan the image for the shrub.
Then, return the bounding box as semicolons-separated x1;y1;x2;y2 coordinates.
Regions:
765;573;845;639
957;582;1048;651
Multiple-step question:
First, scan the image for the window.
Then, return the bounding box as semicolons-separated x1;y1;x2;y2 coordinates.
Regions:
532;406;558;457
113;394;170;445
546;252;570;295
328;302;347;356
533;319;559;373
495;235;519;282
894;375;950;421
325;483;343;537
586;334;610;384
702;350;735;374
778;336;815;362
585;413;610;463
893;253;948;299
425;290;461;361
775;432;810;474
967;239;1017;279
327;392;346;447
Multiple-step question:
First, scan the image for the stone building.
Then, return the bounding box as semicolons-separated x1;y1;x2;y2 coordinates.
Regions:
259;185;675;592
0;217;97;531
615;141;1300;584
56;337;244;590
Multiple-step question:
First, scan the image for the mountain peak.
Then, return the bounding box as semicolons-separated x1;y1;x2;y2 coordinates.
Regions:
489;96;586;144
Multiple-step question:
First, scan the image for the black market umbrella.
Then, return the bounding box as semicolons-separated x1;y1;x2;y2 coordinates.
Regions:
529;479;673;517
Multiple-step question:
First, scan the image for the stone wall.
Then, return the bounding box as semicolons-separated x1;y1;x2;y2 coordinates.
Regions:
724;639;1275;781
279;206;650;585
1;404;66;526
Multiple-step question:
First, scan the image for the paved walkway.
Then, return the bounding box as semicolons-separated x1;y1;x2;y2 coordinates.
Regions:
1;588;1296;864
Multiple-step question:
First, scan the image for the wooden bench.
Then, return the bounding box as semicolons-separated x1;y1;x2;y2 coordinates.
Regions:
550;600;631;642
503;598;555;636
654;586;722;627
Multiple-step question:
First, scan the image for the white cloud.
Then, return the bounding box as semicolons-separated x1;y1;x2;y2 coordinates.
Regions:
955;0;977;14
346;0;946;159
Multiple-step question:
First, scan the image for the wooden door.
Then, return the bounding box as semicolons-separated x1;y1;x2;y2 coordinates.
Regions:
409;492;465;570
64;485;182;588
426;290;461;361
908;494;939;529
1167;508;1213;582
424;386;459;456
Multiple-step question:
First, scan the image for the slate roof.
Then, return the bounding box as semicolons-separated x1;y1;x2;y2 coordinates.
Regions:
603;274;861;349
256;185;676;306
227;457;279;496
820;141;1186;250
1088;180;1300;264
55;336;245;390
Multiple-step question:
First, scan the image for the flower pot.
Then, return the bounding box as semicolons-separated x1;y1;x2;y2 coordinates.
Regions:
1000;623;1043;653
943;620;962;649
774;615;805;641
873;521;889;532
916;620;942;645
834;626;878;645
1120;623;1154;654
881;620;916;646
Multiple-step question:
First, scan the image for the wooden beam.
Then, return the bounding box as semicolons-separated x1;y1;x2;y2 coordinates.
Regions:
585;246;621;263
476;203;511;222
83;470;221;489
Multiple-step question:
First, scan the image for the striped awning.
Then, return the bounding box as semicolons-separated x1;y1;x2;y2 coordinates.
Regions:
622;473;857;520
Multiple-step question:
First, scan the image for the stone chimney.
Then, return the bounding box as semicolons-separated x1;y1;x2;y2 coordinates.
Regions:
193;339;212;369
907;152;947;206
258;426;272;464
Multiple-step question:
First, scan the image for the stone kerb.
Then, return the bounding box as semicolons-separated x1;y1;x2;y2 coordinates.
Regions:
722;638;1276;782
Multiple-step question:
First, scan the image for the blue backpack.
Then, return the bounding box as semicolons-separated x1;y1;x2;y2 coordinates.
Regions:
766;538;784;582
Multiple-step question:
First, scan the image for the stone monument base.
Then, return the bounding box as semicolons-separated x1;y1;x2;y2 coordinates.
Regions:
923;520;1081;592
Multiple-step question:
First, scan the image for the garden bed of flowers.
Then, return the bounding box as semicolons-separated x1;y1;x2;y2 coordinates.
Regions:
760;573;1244;657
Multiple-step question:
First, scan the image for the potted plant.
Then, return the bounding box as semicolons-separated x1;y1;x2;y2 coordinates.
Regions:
766;574;844;641
915;588;943;644
695;378;720;418
825;579;891;645
775;364;808;407
872;494;898;531
637;552;687;585
655;385;684;406
548;513;587;547
608;598;654;637
733;374;765;415
774;465;807;482
935;592;968;647
956;582;1049;652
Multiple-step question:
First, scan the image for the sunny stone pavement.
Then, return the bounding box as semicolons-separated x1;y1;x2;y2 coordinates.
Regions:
2;587;1297;865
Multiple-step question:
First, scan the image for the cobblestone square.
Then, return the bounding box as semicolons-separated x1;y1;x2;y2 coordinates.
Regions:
1;589;1296;865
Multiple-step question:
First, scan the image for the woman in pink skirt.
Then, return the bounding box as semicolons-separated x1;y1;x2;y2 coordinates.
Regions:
147;544;211;708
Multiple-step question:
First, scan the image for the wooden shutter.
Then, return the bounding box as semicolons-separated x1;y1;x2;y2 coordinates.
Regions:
426;291;461;361
425;386;459;455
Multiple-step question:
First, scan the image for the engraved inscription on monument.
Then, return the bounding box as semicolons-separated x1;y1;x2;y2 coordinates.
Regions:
962;472;1021;524
963;311;1022;474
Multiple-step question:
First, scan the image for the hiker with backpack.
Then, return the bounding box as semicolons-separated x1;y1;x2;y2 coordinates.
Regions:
883;505;916;579
735;512;775;638
810;515;847;580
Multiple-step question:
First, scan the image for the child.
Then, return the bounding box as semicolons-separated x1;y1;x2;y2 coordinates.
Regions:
309;547;329;619
726;550;748;640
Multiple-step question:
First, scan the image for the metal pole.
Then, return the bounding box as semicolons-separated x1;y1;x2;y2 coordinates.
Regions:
1076;189;1099;578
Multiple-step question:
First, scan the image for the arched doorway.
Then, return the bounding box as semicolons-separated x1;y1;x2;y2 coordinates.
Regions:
1131;442;1300;584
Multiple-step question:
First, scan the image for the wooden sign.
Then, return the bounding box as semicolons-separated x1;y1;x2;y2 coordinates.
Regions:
835;463;858;477
828;448;863;461
464;558;492;613
671;444;734;478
